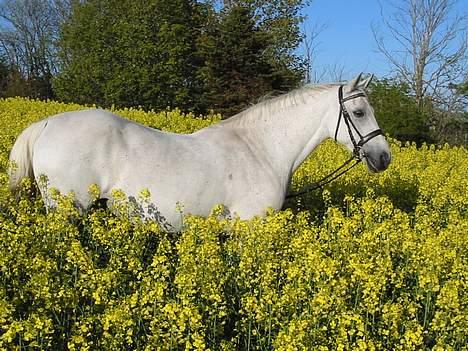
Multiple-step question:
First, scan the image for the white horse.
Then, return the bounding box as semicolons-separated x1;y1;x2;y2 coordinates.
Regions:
9;73;391;231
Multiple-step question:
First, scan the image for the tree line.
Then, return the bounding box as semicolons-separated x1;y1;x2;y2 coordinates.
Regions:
0;0;307;117
0;0;466;145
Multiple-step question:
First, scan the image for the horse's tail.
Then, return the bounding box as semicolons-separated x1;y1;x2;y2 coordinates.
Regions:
9;120;48;196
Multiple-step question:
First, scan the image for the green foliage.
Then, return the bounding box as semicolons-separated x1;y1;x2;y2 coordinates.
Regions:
0;98;466;349
454;81;468;97
197;1;305;116
54;0;205;112
0;59;9;97
245;0;308;73
368;79;433;144
222;0;308;61
0;59;53;100
198;5;294;116
54;0;307;116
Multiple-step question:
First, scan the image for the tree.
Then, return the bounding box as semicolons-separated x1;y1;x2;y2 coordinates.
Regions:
197;5;292;116
0;0;69;99
372;0;467;107
372;0;467;144
198;1;307;116
432;79;467;144
368;79;433;144
0;57;9;96
301;20;327;83
212;0;309;68
55;0;205;112
452;80;468;97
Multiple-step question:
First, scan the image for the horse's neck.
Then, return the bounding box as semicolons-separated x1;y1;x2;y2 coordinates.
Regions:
224;87;338;178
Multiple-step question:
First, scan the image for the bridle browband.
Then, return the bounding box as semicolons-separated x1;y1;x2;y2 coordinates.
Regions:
286;85;384;199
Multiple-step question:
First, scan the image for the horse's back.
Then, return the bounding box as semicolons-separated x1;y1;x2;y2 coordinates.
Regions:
42;109;140;137
32;110;166;203
31;109;221;212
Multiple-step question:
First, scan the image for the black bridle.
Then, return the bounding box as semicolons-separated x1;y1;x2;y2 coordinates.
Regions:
286;85;384;199
335;86;383;158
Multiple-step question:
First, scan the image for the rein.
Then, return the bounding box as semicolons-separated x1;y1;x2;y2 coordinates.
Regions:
286;86;383;199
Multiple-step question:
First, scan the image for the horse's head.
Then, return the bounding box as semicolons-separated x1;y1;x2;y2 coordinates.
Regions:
332;73;391;173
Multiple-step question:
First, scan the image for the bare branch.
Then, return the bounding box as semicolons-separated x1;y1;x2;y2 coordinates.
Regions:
0;0;70;85
301;19;327;83
373;0;466;105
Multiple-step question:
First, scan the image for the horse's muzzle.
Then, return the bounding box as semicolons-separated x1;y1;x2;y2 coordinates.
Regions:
363;150;391;173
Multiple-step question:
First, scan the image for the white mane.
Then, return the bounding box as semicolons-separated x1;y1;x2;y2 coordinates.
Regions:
221;84;338;128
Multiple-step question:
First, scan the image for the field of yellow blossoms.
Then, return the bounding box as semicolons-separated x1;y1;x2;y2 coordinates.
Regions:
0;98;466;350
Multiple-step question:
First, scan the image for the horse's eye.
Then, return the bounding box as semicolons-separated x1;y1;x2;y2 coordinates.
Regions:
354;110;365;118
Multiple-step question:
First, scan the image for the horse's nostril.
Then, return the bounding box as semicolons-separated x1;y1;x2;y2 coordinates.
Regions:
380;152;391;168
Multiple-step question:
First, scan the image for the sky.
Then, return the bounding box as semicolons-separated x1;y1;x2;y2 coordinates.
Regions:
301;0;468;81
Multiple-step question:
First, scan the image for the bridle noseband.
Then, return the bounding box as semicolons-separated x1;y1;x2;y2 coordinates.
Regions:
334;85;383;159
286;85;384;199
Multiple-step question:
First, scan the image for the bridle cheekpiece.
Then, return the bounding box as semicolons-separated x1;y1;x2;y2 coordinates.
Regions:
334;85;383;159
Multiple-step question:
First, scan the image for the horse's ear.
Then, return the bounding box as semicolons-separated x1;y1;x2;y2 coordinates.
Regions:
359;74;374;90
346;73;363;92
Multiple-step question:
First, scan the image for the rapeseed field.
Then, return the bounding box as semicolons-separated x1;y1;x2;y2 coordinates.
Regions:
0;98;466;350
